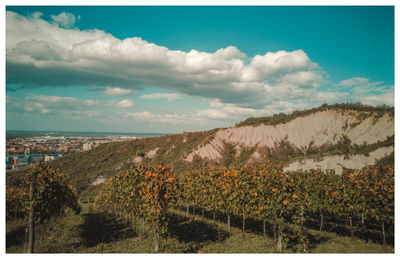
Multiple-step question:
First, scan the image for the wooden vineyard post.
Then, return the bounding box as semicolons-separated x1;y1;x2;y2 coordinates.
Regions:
27;182;35;253
154;223;160;253
227;214;231;233
276;216;283;252
133;216;137;232
141;217;145;237
319;213;324;231
186;202;189;217
349;217;354;239
361;213;364;227
277;233;282;252
382;221;386;246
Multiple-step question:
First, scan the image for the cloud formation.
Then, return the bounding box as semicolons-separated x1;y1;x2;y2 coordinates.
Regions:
141;93;183;101
116;99;134;108
6;11;393;132
103;87;133;96
124;111;193;125
7;94;135;121
6;11;326;109
50;12;77;28
336;77;393;106
6;95;100;119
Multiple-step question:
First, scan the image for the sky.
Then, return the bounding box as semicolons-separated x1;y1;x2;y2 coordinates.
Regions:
5;6;395;133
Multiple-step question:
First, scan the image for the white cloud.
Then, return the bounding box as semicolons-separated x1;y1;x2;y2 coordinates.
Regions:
7;94;139;120
55;110;100;121
50;12;76;28
141;93;183;101
357;92;394;106
337;77;369;87
116;99;134;108
31;95;78;103
279;71;324;89
197;101;303;122
6;10;393;130
195;109;229;119
335;77;393;106
6;11;324;109
103;87;133;96
6;95;103;118
6;11;109;55
84;100;99;106
245;50;315;81
30;12;43;19
209;99;224;108
61;109;99;118
125;111;192;125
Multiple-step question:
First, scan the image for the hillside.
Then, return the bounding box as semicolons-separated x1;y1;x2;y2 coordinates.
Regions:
7;103;394;199
185;106;393;170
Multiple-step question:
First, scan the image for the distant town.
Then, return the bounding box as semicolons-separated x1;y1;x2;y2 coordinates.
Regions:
6;131;164;170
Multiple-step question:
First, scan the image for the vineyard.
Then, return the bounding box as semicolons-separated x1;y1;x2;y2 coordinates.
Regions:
6;163;81;253
93;162;394;253
6;160;394;253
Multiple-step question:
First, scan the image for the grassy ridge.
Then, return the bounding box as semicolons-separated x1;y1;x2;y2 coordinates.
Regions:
236;103;394;127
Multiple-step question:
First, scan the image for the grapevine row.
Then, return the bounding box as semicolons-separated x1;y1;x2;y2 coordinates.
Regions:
94;164;176;252
6;162;81;252
94;163;393;252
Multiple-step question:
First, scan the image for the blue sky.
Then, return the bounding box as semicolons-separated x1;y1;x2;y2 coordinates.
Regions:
5;6;394;133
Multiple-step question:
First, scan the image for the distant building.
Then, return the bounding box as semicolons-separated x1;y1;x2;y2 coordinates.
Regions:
6;153;63;170
8;155;29;169
45;154;63;161
45;155;54;161
6;156;14;164
82;143;92;151
24;146;31;155
16;155;29;165
51;153;63;158
29;154;44;164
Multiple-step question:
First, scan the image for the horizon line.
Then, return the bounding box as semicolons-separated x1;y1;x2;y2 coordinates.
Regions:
5;130;169;135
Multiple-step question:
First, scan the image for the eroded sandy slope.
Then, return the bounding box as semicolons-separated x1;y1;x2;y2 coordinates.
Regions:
185;110;393;162
283;146;394;174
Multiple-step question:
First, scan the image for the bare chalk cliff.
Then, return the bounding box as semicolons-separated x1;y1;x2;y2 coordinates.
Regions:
182;109;393;172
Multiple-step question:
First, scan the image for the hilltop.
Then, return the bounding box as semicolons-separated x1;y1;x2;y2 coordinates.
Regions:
6;103;394;200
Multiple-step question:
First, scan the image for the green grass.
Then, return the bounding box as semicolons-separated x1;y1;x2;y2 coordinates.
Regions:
6;203;394;254
236;103;394;128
